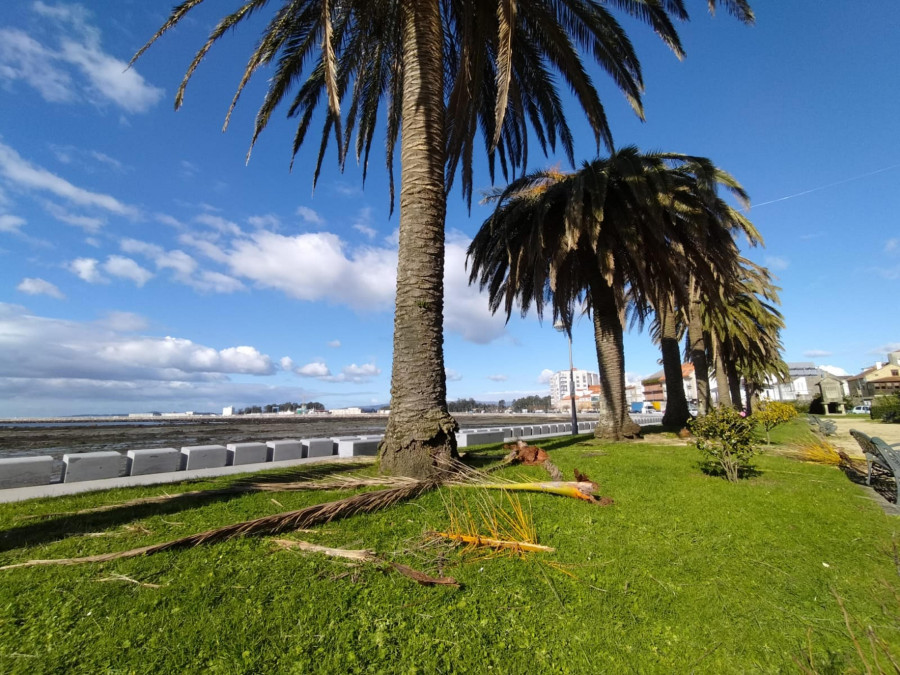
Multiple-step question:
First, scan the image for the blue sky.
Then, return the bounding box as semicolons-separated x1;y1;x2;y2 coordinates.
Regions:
0;1;898;417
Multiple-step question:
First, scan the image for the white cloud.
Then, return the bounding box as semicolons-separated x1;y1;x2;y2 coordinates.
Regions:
296;206;324;225
352;207;376;239
764;255;789;272
294;360;381;383
443;232;508;344
537;369;554;384
487;374;508;382
819;365;849;377
871;343;900;355
6;2;164;113
103;255;153;287
0;28;74;102
279;356;294;371
17;277;64;299
247;214;281;230
803;349;832;358
296;361;331;378
0;141;138;216
97;311;148;332
68;257;106;283
121;238;243;294
43;201;105;232
0;303;277;384
446;368;463;382
225;231;396;310
195;213;242;236
886;238;899;253
328;340;341;348
327;363;381;383
0;214;26;233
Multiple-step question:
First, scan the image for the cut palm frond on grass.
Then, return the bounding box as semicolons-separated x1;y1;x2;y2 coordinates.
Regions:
431;489;553;557
0;481;434;570
452;481;604;503
272;539;459;587
792;441;864;472
15;472;414;521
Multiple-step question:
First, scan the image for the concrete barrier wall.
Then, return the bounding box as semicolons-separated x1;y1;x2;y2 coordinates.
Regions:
0;421;615;492
0;456;53;489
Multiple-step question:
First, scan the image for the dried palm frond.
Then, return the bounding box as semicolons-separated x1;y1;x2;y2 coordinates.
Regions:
272;538;459;587
451;480;601;503
0;481;434;570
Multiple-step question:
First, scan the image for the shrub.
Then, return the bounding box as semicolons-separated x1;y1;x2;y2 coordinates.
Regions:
808;395;826;415
871;394;900;423
753;401;798;444
789;400;810;414
689;405;759;483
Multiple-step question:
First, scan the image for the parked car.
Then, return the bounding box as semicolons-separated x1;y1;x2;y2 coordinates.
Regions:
851;405;871;415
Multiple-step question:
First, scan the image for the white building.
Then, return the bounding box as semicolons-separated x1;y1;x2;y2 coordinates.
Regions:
549;368;600;410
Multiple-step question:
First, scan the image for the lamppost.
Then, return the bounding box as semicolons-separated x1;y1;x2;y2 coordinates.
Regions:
553;320;578;434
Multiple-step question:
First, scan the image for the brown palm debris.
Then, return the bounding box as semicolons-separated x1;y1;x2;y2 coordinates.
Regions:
504;439;549;465
0;481;435;570
272;538;459;587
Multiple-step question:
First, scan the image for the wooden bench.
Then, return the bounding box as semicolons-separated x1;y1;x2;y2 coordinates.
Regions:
850;429;900;503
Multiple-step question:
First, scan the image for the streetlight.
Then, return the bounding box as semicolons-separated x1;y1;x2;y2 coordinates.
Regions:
553;319;578;434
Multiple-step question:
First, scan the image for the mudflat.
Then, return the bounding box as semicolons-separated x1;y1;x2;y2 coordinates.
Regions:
0;413;573;460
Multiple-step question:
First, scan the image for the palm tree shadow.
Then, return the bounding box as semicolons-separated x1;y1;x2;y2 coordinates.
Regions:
0;461;369;555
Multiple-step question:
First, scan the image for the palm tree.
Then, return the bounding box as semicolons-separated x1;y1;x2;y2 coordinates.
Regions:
133;1;753;477
468;148;754;440
703;260;788;412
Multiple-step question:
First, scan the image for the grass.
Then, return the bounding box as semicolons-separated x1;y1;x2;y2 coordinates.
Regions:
1;433;898;673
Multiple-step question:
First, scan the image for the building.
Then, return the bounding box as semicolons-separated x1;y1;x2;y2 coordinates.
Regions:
847;351;900;401
549;368;600;410
222;406;234;416
641;363;697;409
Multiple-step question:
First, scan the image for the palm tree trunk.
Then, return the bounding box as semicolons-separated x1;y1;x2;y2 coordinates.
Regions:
687;279;710;415
658;294;690;428
725;360;743;410
713;334;732;408
379;1;458;478
590;277;641;440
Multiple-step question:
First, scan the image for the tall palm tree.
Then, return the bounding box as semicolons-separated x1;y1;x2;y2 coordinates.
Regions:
133;1;753;477
703;260;788;411
468;148;753;440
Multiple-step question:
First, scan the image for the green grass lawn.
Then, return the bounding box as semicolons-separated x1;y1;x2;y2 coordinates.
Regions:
1;429;898;673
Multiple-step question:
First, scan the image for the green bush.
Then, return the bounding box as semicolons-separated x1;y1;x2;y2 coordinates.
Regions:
789;400;810;414
754;401;798;444
871;393;900;423
689;405;759;482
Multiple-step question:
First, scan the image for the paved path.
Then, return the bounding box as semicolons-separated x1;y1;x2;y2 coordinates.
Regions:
825;417;900;457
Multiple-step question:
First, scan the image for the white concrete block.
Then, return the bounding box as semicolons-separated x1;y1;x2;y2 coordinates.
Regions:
337;438;380;458
180;445;228;470
127;448;181;476
63;451;125;483
267;440;303;462
0;456;53;489
520;426;533;436
500;427;513;438
511;427;524;437
541;424;552;434
456;430;505;448
303;438;335;458
225;442;268;466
